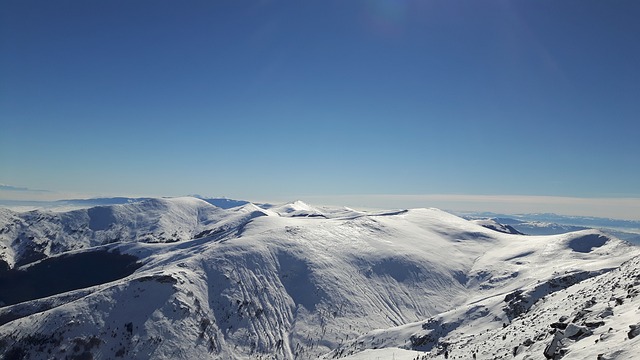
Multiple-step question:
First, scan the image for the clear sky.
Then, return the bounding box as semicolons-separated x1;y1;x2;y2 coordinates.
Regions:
1;1;639;218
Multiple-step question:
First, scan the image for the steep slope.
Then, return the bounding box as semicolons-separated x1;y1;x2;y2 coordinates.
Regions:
0;199;637;360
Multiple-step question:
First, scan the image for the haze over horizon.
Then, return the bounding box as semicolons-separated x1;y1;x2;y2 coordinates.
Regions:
2;1;639;219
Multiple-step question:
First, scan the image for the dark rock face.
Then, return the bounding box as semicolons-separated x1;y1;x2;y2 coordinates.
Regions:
0;250;141;307
550;322;568;330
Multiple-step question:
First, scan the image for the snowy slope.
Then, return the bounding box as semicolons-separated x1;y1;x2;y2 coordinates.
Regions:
0;198;637;359
334;254;640;360
0;197;235;268
326;230;640;359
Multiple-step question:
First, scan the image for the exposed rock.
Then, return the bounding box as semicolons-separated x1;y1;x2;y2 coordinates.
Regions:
628;323;640;339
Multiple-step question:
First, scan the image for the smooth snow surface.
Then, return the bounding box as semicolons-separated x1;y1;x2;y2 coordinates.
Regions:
1;197;638;359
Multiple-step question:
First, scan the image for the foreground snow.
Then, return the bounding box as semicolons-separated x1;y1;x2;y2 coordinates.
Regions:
0;197;638;359
335;255;640;360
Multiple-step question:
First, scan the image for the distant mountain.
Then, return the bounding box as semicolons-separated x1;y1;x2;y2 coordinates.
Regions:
55;197;153;206
1;198;638;359
0;196;254;211
458;211;640;231
0;197;260;268
470;219;523;235
460;212;640;245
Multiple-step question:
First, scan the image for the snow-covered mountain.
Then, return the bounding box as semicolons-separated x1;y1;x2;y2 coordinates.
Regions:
0;197;264;269
469;219;523;235
0;197;638;359
460;213;640;245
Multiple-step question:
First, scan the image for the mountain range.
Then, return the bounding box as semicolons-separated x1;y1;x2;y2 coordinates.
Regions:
1;197;638;359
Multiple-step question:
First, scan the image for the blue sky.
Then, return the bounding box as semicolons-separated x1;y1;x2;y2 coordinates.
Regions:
1;1;639;217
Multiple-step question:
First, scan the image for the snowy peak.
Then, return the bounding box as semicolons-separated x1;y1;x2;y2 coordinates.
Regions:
236;202;272;215
270;200;326;218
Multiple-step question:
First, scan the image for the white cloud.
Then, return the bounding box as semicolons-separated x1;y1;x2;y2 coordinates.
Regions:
0;184;49;192
0;184;86;202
